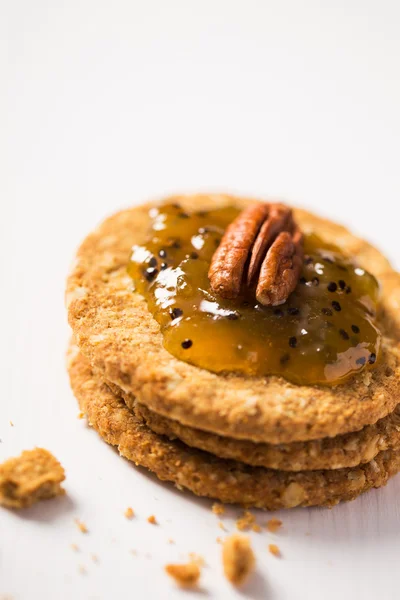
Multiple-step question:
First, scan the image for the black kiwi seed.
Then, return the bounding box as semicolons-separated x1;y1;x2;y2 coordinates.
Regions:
148;256;157;268
327;282;337;292
144;267;158;281
170;307;183;320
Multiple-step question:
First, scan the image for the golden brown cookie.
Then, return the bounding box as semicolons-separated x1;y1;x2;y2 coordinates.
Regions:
66;194;400;444
122;393;400;471
67;344;400;510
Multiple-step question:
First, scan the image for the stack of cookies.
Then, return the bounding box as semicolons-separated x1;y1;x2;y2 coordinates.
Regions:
66;194;400;509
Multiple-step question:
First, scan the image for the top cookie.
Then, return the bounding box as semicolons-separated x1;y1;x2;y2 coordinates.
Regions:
66;194;400;444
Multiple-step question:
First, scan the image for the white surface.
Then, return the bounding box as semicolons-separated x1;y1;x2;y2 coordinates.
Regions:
1;1;400;598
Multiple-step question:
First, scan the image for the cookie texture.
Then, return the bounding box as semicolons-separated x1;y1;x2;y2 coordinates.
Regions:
117;391;400;471
66;194;400;444
0;448;65;509
67;344;400;510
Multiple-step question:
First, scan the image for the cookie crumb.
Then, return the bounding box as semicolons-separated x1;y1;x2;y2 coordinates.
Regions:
266;518;282;533
75;519;88;533
216;537;223;544
130;549;137;556
212;502;225;515
78;565;87;575
78;412;85;419
124;507;134;519
165;562;201;588
222;534;255;586
168;538;175;544
0;448;65;509
252;523;261;533
9;421;14;427
218;521;227;531
91;554;99;564
236;510;256;531
268;543;281;557
70;544;79;552
147;515;157;524
188;552;205;567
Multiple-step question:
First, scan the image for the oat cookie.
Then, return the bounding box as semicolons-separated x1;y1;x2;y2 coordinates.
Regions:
104;371;400;471
125;395;400;471
67;344;400;510
66;194;400;444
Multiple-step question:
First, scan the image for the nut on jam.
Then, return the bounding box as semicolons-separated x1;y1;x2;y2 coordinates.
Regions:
128;204;381;386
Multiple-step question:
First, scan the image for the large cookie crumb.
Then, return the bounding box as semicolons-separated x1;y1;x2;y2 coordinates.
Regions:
165;562;201;587
0;448;65;509
222;534;255;586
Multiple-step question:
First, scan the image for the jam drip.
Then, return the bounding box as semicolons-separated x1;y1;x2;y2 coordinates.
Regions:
128;204;381;386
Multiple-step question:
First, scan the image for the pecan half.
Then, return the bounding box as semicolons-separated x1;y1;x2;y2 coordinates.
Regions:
208;202;304;306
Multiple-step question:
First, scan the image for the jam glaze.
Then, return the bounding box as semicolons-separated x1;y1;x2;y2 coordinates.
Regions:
128;203;381;386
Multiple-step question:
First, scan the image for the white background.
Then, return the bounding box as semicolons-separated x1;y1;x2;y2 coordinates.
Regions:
1;1;400;598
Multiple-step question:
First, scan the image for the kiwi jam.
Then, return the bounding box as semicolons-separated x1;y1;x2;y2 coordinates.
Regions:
128;203;381;386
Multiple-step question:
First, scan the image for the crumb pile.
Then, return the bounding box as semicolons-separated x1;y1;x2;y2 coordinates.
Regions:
66;194;400;510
